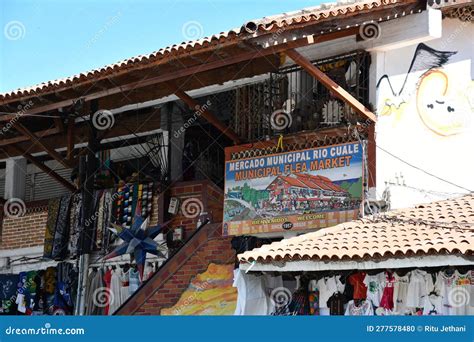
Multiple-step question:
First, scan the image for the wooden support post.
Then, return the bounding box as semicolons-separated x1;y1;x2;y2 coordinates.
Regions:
168;83;242;144
284;49;377;123
9;145;76;191
67;118;75;161
13;122;72;168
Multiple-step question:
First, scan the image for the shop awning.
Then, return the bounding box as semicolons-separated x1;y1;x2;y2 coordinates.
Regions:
239;194;474;272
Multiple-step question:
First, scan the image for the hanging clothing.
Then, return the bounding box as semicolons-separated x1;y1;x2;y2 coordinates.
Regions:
364;272;385;307
95;191;106;250
119;269;130;304
393;273;410;315
68;193;82;257
44;267;56;295
439;270;471;315
345;300;374;316
263;274;283;315
423;294;443;315
128;269;140;295
51;194;72;259
108;269;123;315
327;292;345;315
43;198;61;258
0;274;18;315
101;190;114;253
308;290;320;315
379;272;395;310
16;272;29;314
348;272;367;300
85;269;105;315
232;268;268;315
103;269;112;315
316;275;345;314
406;269;429;308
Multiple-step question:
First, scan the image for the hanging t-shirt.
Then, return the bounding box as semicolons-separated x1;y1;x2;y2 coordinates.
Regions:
128;269;140;295
317;276;345;309
344;300;374;316
263;274;283;315
393;273;410;315
439;270;472;315
364;273;385;307
379;272;395;310
422;294;443;315
348;272;367;300
232;269;268;315
327;292;345;315
0;274;19;314
406;269;428;308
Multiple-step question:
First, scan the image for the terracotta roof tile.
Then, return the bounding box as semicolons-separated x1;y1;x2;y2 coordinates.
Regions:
239;194;474;263
0;0;403;103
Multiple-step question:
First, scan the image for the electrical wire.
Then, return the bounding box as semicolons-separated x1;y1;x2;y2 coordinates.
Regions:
376;144;472;193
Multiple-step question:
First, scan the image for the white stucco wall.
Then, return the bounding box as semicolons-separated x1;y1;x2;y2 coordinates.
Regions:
374;18;474;209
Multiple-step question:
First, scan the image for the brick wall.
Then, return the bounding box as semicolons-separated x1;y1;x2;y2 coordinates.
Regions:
166;180;224;237
0;201;48;250
116;223;236;315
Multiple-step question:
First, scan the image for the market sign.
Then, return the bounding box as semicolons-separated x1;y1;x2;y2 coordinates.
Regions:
223;142;363;236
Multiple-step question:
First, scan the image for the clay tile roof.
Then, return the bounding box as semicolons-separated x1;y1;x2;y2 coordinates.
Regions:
239;194;474;263
0;0;403;103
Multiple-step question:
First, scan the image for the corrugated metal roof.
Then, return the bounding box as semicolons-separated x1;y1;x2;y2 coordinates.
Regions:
239;194;474;263
0;0;403;103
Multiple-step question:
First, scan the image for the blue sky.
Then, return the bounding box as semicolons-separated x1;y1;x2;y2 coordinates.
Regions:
0;0;323;93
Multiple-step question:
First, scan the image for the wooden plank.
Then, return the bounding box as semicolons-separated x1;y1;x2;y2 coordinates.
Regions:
12;122;72;168
0;127;61;147
169;83;242;144
0;109;161;159
284;48;377;122
9;145;76;191
67;118;75;161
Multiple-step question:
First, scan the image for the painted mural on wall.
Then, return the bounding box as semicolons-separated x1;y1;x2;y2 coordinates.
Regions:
161;263;237;315
377;43;474;136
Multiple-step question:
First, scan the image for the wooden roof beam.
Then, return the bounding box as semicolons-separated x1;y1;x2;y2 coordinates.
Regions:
168;83;242;144
9;144;76;192
284;48;377;123
12;122;73;168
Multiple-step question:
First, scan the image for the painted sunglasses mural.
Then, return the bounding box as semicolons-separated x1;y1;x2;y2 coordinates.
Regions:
377;43;473;136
